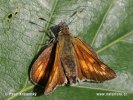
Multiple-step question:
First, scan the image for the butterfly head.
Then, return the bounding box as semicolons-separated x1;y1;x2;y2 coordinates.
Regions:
58;22;69;34
50;22;70;39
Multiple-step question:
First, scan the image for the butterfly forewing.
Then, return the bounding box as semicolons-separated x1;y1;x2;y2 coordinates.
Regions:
72;37;116;82
30;44;55;85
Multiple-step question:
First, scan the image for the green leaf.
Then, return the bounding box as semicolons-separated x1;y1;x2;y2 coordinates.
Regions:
0;0;133;100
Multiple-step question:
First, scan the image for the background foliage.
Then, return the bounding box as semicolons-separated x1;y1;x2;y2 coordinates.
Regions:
0;0;133;100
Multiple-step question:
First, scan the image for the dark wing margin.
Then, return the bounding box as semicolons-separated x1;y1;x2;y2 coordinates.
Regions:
72;37;116;82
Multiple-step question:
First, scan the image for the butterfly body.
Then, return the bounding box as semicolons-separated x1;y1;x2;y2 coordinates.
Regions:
59;33;77;84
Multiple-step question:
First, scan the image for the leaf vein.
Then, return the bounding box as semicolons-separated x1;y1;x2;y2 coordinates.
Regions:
96;30;133;53
91;0;116;46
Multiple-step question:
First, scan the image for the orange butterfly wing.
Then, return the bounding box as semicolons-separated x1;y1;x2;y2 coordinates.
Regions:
30;43;67;94
73;37;116;82
30;44;56;86
44;42;67;94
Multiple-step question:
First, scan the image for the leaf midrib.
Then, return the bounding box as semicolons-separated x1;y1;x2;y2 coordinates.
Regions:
36;0;59;53
91;0;116;46
96;30;133;54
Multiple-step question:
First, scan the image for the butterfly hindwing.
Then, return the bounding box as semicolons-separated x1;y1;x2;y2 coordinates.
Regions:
44;42;67;94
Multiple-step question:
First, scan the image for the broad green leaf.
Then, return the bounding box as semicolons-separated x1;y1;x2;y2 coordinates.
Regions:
0;0;133;100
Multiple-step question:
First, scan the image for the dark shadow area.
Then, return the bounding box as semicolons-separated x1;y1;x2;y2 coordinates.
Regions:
33;85;45;96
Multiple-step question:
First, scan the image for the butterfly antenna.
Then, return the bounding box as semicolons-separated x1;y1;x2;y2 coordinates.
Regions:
67;6;87;25
39;18;56;26
29;21;44;28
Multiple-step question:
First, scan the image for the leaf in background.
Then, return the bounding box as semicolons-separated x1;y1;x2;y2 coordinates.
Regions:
0;0;133;100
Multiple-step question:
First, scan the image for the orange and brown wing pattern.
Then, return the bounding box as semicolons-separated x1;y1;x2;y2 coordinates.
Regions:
74;38;98;57
44;42;67;95
30;44;55;85
73;37;116;82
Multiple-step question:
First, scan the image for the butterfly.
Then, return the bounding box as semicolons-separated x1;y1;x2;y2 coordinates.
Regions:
30;22;116;95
